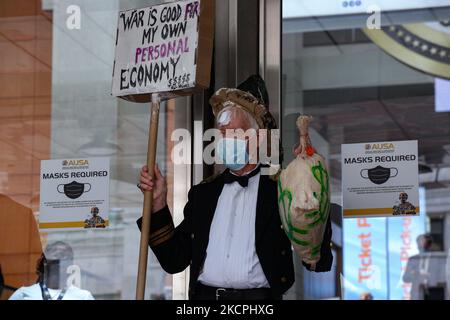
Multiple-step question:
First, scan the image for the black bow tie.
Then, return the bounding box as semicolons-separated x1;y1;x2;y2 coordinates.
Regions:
223;166;260;188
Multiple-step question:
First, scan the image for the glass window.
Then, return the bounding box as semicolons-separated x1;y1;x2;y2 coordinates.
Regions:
429;216;445;251
0;0;191;300
282;0;450;300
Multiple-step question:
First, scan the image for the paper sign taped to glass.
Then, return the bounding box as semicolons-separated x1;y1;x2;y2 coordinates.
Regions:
111;0;214;102
39;158;110;231
341;140;420;218
278;116;332;270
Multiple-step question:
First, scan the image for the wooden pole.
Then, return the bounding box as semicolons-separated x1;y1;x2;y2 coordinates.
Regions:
136;93;160;300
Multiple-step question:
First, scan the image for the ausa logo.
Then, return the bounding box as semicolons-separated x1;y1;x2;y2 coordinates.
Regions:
62;159;89;166
365;143;394;151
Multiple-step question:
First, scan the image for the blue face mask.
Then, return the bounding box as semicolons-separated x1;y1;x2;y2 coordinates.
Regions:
217;137;249;171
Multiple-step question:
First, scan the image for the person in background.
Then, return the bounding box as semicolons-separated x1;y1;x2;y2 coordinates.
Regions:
359;292;374;300
9;241;94;300
403;234;434;300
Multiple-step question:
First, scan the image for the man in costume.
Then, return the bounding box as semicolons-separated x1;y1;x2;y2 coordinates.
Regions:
137;75;331;300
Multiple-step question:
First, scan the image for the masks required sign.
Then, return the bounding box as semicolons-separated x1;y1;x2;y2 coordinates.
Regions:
341;140;419;218
39;158;110;231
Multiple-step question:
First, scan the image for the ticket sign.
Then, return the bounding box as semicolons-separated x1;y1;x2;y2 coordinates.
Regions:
112;0;214;102
39;158;110;231
343;189;426;300
343;217;388;300
342;140;419;218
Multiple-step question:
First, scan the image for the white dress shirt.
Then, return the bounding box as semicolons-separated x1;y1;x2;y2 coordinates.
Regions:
198;168;269;289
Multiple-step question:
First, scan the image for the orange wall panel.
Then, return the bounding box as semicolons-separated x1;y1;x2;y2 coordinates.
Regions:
0;0;52;298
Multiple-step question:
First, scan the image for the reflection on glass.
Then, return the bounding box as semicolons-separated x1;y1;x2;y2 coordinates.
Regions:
282;1;450;300
0;0;191;300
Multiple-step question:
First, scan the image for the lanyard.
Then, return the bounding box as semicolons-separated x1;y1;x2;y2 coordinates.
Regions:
39;282;67;300
419;253;431;275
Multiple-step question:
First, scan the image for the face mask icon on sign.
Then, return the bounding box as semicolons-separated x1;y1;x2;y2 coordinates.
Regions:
57;181;91;199
360;166;398;185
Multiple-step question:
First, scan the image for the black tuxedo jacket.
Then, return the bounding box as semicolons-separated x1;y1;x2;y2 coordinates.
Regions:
137;169;295;298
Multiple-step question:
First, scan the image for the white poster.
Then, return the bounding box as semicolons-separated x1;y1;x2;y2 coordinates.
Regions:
112;0;200;96
342;140;419;218
39;158;110;231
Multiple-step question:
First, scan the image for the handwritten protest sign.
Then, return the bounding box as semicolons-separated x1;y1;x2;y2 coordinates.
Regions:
110;0;214;299
112;0;213;101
